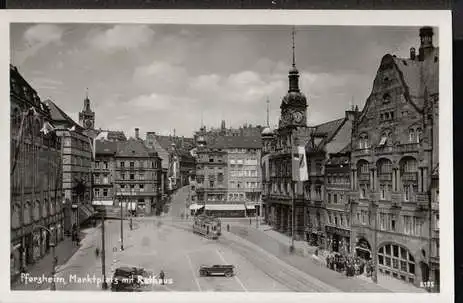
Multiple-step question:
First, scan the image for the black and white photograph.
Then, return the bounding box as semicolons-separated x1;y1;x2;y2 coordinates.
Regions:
1;10;453;303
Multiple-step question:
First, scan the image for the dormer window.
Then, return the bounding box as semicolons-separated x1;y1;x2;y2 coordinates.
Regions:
359;134;369;149
383;93;391;104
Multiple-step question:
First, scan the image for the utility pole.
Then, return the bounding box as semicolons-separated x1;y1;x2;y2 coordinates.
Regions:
101;212;108;289
120;192;124;251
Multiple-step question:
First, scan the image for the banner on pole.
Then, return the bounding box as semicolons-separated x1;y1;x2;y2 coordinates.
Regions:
292;146;308;182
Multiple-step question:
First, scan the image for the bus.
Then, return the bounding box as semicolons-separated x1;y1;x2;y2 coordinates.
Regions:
192;214;221;240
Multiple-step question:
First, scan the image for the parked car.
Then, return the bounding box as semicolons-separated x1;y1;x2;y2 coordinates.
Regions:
199;265;235;277
110;266;147;292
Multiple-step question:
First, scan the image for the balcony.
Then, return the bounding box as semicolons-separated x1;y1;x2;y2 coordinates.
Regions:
352;148;371;157
358;173;370;182
397;143;420;154
416;192;430;209
378;173;392;181
401;172;418;182
375;145;394;154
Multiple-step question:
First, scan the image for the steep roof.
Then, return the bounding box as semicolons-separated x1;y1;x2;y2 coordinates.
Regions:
116;138;156;158
95;140;117;155
393;47;439;109
43;99;81;130
95;129;127;141
149;138;170;169
312;117;345;149
210;136;262;149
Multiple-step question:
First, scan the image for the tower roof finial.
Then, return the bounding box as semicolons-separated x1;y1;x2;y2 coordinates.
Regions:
292;26;296;68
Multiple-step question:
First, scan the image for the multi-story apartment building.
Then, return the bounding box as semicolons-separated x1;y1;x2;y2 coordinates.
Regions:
193;135;262;217
324;147;352;254
44;99;94;236
10;65;64;280
92;129;163;216
194;145;229;215
92;141;117;208
349;27;439;288
114;131;163;215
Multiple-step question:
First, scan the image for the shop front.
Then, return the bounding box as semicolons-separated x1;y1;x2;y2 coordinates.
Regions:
355;238;372;260
204;204;246;217
325;226;350;255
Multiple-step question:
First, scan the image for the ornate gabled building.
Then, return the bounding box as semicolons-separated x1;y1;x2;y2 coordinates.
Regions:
10;65;64;281
349;27;439;288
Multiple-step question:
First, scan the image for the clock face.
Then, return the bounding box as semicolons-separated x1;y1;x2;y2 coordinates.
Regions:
293;111;304;123
85;119;93;128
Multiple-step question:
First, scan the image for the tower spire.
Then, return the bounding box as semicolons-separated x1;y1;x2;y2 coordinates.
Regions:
292;26;296;68
266;98;270;127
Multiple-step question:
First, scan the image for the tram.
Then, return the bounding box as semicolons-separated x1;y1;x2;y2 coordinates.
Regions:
192;214;222;240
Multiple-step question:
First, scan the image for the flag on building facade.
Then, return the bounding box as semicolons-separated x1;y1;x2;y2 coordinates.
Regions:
292;146;308;182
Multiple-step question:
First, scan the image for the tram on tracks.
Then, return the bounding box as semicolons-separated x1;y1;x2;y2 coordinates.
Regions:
192;214;222;239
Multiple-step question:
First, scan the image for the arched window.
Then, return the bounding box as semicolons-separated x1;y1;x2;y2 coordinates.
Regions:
378;243;416;283
377;158;393;174
33;200;40;221
42;199;48;218
24;201;31;225
359;133;369;149
408;129;415;143
416;128;422;143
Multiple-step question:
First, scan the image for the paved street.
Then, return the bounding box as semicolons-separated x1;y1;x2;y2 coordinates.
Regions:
12;186;424;293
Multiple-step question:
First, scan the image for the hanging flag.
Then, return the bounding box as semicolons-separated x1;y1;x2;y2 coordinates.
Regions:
292;146;308;182
40;121;55;135
88;136;96;161
68;125;76;132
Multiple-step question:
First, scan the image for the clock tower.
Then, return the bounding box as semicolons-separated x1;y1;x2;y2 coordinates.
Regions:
79;89;95;130
279;27;308;129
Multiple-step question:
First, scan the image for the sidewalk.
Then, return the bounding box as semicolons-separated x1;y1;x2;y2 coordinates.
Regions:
11;225;100;291
231;222;427;293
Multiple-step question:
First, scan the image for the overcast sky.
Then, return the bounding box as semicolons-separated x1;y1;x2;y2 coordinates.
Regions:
10;24;437;138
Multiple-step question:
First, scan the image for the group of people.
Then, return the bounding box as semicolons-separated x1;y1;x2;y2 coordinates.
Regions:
325;253;375;278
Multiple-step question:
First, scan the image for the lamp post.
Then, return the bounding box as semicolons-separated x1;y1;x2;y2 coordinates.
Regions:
33;225;56;291
100;211;108;289
119;190;124;251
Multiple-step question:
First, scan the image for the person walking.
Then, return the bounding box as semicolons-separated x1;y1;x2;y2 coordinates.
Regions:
95;247;100;258
159;270;165;285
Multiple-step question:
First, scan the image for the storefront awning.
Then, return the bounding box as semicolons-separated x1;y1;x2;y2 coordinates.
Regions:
205;204;246;211
189;203;205;210
92;200;114;206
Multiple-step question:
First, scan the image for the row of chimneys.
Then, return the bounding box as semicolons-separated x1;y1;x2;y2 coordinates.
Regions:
409;26;434;61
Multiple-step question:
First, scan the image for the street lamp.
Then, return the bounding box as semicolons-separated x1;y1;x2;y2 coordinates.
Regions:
100;211;108;290
33;225;56;291
119;189;124;251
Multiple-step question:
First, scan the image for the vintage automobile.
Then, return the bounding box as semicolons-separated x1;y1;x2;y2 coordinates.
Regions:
110;266;148;292
199;265;235;277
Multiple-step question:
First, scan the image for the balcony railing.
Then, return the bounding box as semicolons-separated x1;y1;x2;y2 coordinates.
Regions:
358;173;370;181
397;143;420;153
375;145;394;154
401;172;418;182
378;173;392;181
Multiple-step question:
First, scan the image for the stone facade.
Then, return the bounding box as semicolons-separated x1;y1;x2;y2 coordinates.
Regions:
349;27;439;288
10;64;65;281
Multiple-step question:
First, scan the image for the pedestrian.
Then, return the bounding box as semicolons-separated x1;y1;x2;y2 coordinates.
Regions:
95;247;100;258
249;218;252;225
159;270;165;285
227;224;230;232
